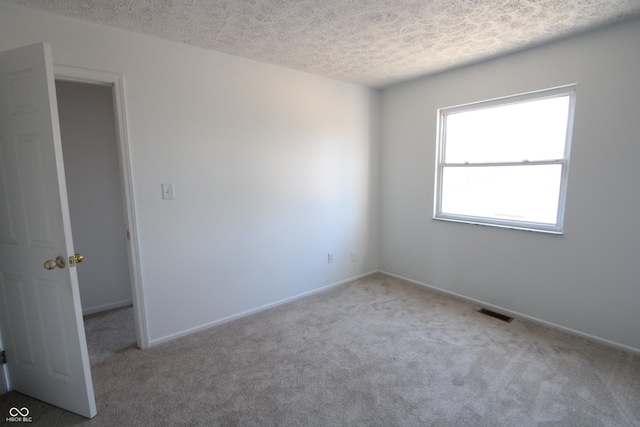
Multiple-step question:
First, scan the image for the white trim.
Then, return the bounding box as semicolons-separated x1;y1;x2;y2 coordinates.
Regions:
432;215;564;235
379;270;640;356
54;65;118;86
0;328;7;394
53;64;150;349
82;299;133;316
439;83;578;113
149;271;378;347
444;159;565;167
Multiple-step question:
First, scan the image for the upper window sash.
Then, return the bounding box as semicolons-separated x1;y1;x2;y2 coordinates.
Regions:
437;85;576;165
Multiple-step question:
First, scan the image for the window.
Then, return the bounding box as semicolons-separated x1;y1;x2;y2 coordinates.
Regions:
434;85;576;233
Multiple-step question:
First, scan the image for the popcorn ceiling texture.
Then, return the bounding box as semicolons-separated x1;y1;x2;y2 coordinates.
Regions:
7;0;640;87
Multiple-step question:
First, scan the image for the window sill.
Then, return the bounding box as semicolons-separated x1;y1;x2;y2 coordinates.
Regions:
433;214;563;234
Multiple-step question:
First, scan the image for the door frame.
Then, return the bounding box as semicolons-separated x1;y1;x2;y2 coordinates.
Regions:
0;332;6;394
54;64;149;349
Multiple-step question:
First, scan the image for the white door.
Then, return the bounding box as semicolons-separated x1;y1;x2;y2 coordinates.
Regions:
0;43;96;418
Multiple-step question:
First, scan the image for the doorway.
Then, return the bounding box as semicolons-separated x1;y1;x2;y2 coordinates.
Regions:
53;65;148;350
55;80;131;314
55;79;138;362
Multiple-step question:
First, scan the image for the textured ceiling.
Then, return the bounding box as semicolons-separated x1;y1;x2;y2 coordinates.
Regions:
7;0;640;88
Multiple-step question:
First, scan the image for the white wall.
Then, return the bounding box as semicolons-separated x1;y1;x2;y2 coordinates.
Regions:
380;18;640;352
0;2;380;344
56;80;133;315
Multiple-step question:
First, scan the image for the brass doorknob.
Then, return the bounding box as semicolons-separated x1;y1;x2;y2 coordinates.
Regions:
44;256;66;270
69;253;84;267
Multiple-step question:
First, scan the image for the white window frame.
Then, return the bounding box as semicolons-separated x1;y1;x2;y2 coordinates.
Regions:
433;85;577;234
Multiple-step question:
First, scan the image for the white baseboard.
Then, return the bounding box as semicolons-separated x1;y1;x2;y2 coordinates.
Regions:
149;271;378;347
82;299;133;316
379;270;640;356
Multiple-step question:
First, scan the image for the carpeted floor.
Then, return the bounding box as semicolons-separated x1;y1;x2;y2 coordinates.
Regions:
83;305;137;365
1;273;639;426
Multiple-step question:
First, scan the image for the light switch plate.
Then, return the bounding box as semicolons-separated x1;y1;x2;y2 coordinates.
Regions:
162;183;175;200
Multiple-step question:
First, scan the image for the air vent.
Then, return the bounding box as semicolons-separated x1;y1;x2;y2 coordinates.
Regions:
478;308;513;323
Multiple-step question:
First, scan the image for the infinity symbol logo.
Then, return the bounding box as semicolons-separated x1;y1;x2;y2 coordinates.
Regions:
9;407;29;417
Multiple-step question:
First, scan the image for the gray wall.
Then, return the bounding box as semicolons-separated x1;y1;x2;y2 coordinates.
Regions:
56;80;132;314
379;18;640;352
0;2;380;345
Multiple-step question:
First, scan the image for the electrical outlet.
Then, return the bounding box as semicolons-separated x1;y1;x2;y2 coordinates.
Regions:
351;252;357;262
328;254;333;263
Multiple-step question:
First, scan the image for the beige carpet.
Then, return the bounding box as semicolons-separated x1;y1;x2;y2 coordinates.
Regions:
2;273;640;426
83;305;137;365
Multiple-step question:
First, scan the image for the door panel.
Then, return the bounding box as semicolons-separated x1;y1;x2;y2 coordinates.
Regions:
0;143;17;244
1;275;36;367
0;42;96;418
16;134;55;248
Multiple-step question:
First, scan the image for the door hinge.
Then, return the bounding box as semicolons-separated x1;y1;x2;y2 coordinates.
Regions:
0;350;6;364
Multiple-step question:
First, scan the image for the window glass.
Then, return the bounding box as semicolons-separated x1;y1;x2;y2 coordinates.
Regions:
445;96;570;163
441;165;563;225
